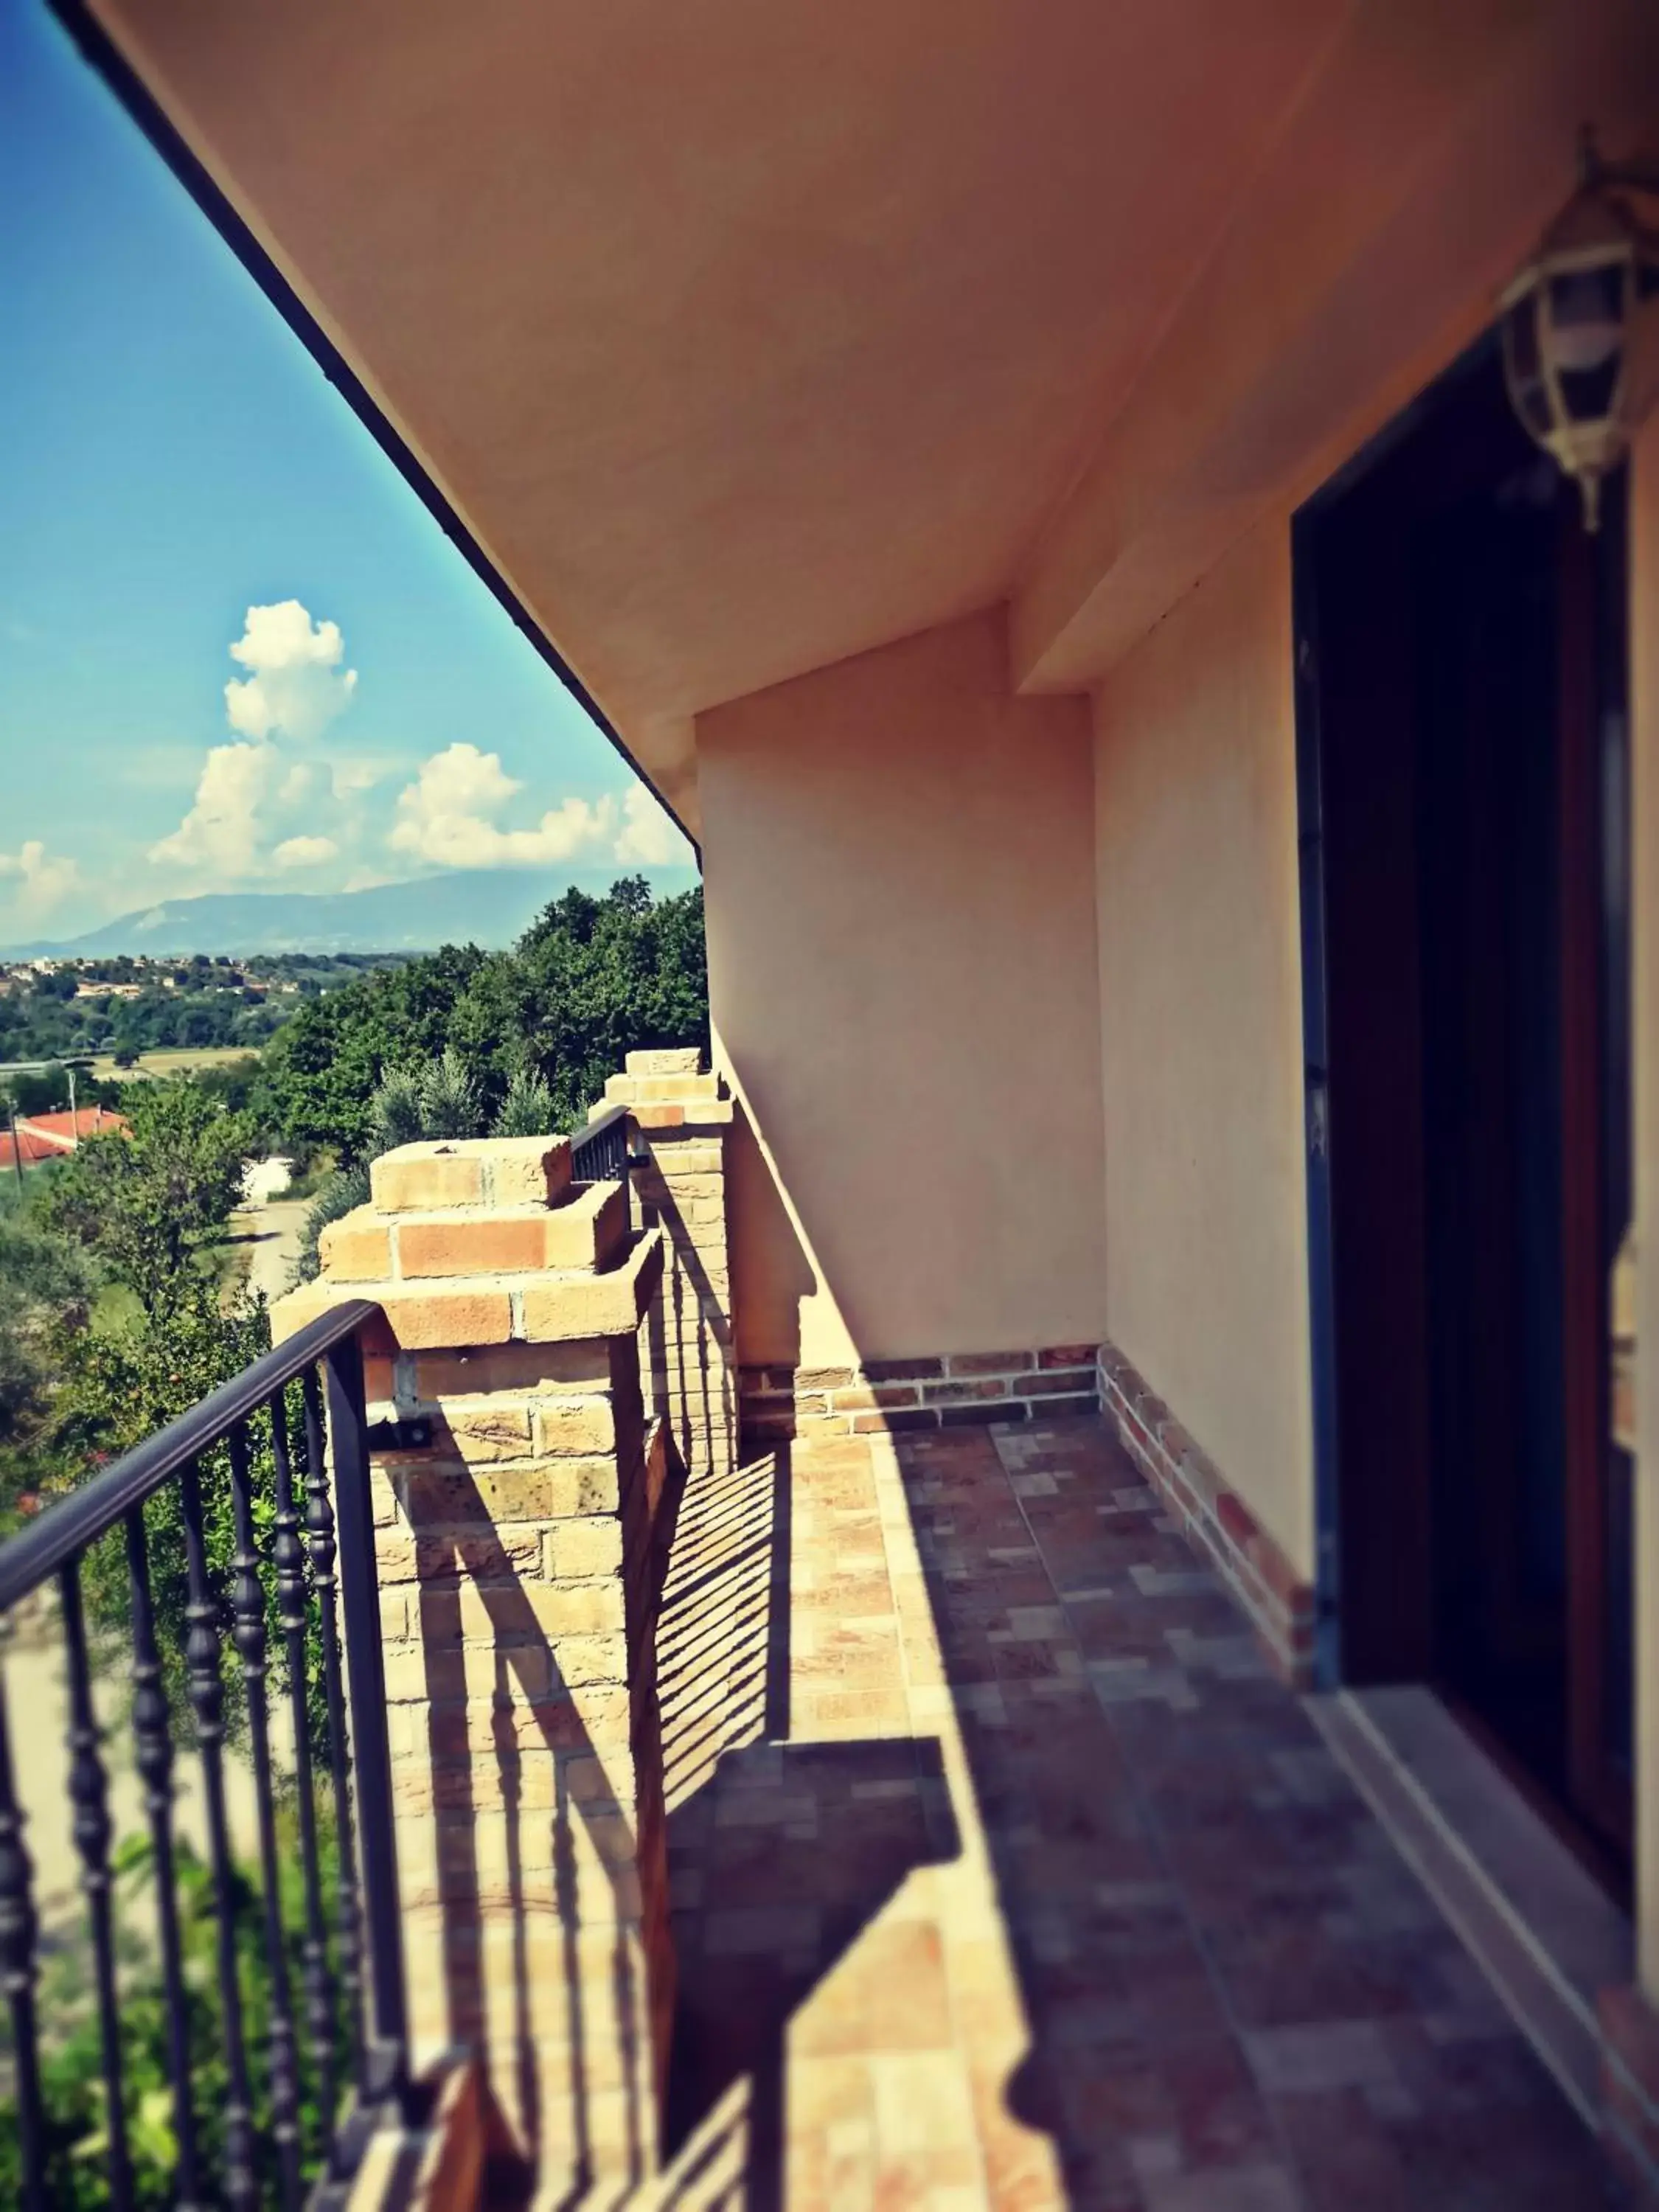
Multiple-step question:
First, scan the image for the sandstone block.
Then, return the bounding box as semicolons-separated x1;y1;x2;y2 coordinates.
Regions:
546;1458;623;1518
429;1403;534;1461
398;1214;547;1279
451;1580;625;1642
415;1527;543;1582
319;1210;394;1282
544;1632;629;1687
396;1461;552;1525
543;1179;628;1270
532;1397;616;1457
486;1135;572;1206
625;1048;702;1077
379;1287;515;1350
375;1531;418;1584
371;1143;487;1212
621;1073;720;1103
518;1230;661;1342
268;1280;332;1346
545;1518;625;1579
414;1340;609;1399
662;1141;724;1171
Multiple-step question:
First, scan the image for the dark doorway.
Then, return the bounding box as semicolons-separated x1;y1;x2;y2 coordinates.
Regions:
1295;338;1633;1861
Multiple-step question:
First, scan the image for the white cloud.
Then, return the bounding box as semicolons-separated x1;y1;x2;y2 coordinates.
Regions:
333;757;394;796
147;601;367;891
389;743;618;869
149;740;275;877
0;840;80;919
273;834;339;870
387;748;692;875
224;600;358;743
614;783;689;865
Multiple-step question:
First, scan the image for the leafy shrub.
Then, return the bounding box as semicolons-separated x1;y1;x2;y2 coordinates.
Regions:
492;1068;556;1138
0;1819;349;2210
415;1048;482;1142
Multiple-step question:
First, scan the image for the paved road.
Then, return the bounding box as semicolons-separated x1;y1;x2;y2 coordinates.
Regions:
235;1194;310;1304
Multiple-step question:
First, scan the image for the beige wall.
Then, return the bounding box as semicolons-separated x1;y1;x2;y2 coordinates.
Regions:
1093;519;1315;1576
1632;415;1659;1998
697;610;1105;1371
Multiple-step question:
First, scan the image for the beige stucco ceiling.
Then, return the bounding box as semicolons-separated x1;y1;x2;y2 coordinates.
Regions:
83;1;1339;762
83;0;1659;824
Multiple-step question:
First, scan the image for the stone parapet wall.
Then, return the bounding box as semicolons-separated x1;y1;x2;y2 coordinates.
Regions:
594;1048;737;1496
1096;1341;1315;1687
739;1343;1099;1447
271;1132;675;2197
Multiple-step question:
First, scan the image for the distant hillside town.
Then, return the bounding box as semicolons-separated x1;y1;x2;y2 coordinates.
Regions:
0;949;405;1077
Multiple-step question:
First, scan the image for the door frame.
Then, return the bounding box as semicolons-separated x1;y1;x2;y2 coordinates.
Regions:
1291;344;1634;1858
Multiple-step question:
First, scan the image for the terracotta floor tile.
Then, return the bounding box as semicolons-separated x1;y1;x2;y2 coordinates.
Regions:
654;1420;1612;2209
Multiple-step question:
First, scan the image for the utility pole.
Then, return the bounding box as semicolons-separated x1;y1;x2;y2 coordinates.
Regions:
7;1108;22;1193
67;1063;77;1145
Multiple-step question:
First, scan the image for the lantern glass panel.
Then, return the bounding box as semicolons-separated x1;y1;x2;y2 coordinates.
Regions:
1502;292;1554;439
1546;260;1625;372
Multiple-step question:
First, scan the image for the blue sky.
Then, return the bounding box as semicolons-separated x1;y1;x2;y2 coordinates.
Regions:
0;0;691;942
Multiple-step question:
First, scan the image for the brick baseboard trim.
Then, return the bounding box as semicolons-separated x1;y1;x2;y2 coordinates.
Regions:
739;1344;1099;1445
1097;1343;1315;1688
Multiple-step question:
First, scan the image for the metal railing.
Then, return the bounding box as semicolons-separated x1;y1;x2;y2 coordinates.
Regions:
569;1102;633;1231
0;1299;407;2212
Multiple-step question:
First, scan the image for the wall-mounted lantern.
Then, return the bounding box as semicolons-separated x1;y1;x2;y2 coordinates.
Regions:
1500;129;1659;530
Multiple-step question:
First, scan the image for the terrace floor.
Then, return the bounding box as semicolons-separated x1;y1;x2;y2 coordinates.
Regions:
649;1413;1613;2211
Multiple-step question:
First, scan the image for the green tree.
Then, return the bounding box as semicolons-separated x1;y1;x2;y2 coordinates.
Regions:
0;1194;99;1520
44;1082;253;1317
369;1063;425;1152
260;942;489;1159
260;877;708;1159
4;1065;72;1116
484;875;709;1125
417;1045;483;1139
493;1066;556;1138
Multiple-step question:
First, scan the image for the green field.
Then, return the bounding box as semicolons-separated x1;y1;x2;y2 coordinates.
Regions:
86;1045;256;1080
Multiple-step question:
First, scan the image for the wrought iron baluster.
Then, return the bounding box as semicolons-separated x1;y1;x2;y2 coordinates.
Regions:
124;1506;205;2211
324;1332;409;2112
180;1453;259;2212
302;1365;365;2095
229;1420;304;2211
0;1648;48;2212
271;1387;338;2147
59;1554;133;2212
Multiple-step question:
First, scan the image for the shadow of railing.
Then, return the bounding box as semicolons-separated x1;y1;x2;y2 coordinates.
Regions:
633;1169;735;1502
663;1735;956;2211
650;1425;957;2211
411;1478;656;2210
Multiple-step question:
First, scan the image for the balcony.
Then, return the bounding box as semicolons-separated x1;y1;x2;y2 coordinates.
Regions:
0;1059;1618;2209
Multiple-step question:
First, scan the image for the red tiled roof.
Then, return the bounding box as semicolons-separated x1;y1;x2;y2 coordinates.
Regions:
0;1107;128;1171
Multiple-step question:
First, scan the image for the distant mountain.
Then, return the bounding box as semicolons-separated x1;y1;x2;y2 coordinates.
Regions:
1;866;700;959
